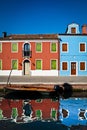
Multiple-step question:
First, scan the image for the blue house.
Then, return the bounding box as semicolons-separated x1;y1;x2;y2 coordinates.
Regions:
59;23;87;76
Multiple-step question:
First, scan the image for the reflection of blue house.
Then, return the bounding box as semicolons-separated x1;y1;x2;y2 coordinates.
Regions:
59;23;87;76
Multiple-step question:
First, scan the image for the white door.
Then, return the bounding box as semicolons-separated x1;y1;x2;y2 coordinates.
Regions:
24;60;30;75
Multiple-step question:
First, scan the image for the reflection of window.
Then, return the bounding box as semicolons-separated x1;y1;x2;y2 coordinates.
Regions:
36;43;42;52
23;43;31;57
36;99;42;103
62;43;68;52
0;43;2;53
51;43;57;52
11;108;18;119
62;62;68;70
80;62;86;70
0;60;2;70
12;60;18;70
36;110;42;119
12;43;18;52
51;108;57;119
71;27;76;34
51;60;57;70
80;43;85;52
36;60;42;70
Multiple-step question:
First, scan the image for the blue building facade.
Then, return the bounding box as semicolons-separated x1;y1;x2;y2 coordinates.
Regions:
59;23;87;76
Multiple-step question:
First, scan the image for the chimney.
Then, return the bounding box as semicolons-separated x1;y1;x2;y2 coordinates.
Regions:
82;24;87;34
2;32;7;38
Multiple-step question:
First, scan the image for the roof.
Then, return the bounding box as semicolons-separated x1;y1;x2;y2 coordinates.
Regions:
0;34;58;40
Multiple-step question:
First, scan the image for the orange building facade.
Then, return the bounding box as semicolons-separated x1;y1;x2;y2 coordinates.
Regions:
0;34;60;76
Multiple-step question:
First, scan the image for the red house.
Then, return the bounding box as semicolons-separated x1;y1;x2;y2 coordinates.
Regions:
0;33;60;76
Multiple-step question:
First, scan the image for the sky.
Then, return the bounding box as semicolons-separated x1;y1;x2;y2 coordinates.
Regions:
0;0;87;36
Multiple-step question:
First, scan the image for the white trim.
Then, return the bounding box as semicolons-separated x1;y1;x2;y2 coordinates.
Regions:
35;59;42;70
22;42;31;50
50;42;58;53
0;42;2;53
0;70;22;76
79;61;86;71
50;59;58;70
35;42;42;53
70;61;78;76
31;70;58;76
61;42;69;53
0;40;58;43
11;42;18;53
79;42;86;53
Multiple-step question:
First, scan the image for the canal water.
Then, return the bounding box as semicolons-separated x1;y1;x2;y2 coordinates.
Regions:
0;91;87;130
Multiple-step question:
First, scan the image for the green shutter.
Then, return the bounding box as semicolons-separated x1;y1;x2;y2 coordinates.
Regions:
36;43;41;52
36;110;42;119
51;109;56;119
0;60;2;70
12;60;18;70
51;43;56;52
0;109;3;119
36;60;42;70
12;108;18;119
12;43;18;52
51;60;56;70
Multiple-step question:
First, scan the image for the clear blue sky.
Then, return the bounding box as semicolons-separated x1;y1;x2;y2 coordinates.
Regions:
0;0;87;36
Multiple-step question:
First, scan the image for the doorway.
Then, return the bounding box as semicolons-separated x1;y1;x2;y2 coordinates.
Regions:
23;60;30;75
71;62;76;75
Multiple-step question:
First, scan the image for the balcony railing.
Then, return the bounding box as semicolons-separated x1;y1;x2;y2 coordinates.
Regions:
22;50;32;58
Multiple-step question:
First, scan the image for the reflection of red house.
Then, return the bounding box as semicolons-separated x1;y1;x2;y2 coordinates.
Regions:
31;99;59;120
0;98;60;121
0;98;23;118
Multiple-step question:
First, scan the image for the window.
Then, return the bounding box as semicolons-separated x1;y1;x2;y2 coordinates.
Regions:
0;43;2;53
12;60;18;70
0;60;2;70
12;43;18;52
23;43;31;57
62;43;68;52
51;43;57;52
36;60;42;70
36;99;42;103
71;27;76;34
36;110;42;119
51;108;57;119
36;43;42;52
51;60;57;70
62;62;68;70
80;62;86;70
80;43;85;52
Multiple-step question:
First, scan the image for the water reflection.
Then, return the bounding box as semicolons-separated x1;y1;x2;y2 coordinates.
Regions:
1;81;87;130
0;93;87;130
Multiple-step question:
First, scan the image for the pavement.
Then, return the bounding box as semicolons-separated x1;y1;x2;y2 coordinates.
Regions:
0;76;87;85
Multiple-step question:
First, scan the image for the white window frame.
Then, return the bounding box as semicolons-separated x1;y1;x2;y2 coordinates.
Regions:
61;42;68;53
11;42;18;53
35;59;42;70
36;42;42;53
50;59;58;70
61;61;68;71
79;42;86;53
11;59;18;70
79;61;86;71
50;42;57;53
